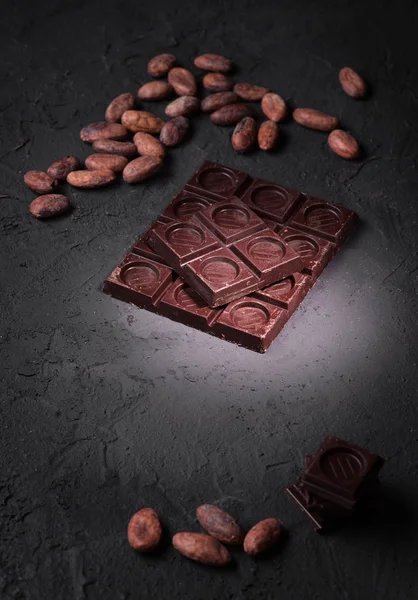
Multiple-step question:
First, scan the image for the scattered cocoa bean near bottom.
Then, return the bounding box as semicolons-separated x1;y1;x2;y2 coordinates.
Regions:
127;508;162;552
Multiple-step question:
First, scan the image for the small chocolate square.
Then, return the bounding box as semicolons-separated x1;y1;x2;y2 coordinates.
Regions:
302;437;385;510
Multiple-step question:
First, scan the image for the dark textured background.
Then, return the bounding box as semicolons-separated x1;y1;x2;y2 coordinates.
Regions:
1;0;418;598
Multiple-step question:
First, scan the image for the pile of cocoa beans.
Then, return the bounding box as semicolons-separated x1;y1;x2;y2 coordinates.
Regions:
127;503;286;567
24;52;367;219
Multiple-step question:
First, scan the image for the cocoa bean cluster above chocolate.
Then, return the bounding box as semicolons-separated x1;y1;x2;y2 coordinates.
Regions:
24;51;367;219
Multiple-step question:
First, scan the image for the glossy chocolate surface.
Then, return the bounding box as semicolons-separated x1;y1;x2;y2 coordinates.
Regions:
148;198;302;307
103;161;357;352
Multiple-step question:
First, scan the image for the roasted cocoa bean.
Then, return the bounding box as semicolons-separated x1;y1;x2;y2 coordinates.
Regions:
201;92;240;113
258;120;279;151
121;110;164;134
92;139;137;158
80;122;128;143
138;81;174;101
147;53;177;78
168;67;198;96
261;93;287;122
67;170;116;188
196;505;244;545
47;156;81;181
127;508;162;552
339;67;367;99
29;194;70;219
202;73;233;92
233;82;269;101
328;129;360;159
122;156;162;184
105;93;135;123
133;132;166;159
210;103;254;126
85;154;129;173
165;96;200;118
243;518;284;556
160;116;189;147
194;53;233;73
173;533;232;567
231;117;257;153
293;108;338;131
24;171;57;194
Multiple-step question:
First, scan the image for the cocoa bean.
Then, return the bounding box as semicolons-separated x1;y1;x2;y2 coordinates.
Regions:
80;122;128;143
29;194;70;219
339;67;367;99
194;53;233;73
47;156;81;181
172;533;232;567
85;154;128;173
105;93;135;123
121;110;164;134
258;120;279;151
328;129;360;159
168;67;198;96
147;53;177;78
231;117;257;153
243;518;284;556
138;81;174;101
293;108;338;131
127;508;162;552
133;132;166;159
92;139;137;158
67;170;116;188
202;73;233;92
122;156;162;184
233;82;269;101
261;92;287;122
201;92;240;113
165;96;200;118
160;116;189;147
24;171;57;194
210;103;254;126
196;505;244;545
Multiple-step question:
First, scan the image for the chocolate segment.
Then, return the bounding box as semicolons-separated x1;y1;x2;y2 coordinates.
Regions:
302;437;385;510
148;198;302;307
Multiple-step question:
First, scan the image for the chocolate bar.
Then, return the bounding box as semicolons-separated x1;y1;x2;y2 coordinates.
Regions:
147;197;302;307
103;161;357;352
286;439;385;531
302;437;385;510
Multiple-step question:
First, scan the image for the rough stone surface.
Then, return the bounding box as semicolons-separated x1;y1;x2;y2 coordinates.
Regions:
1;0;417;599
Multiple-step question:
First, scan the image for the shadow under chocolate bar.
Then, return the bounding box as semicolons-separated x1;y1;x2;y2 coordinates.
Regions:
103;161;358;352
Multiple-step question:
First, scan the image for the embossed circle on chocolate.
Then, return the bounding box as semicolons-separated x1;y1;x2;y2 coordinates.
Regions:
265;276;295;295
304;204;342;229
212;204;250;229
120;261;159;290
247;237;285;261
284;235;319;259
173;197;212;218
230;301;270;330
319;448;365;483
175;284;207;310
250;185;290;212
166;223;205;248
201;256;239;284
197;167;235;193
